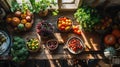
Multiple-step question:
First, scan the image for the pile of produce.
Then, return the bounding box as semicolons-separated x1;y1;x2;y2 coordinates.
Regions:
72;25;81;35
36;21;53;37
6;10;33;32
74;6;100;31
104;28;120;49
57;17;72;32
26;38;40;52
11;36;29;62
94;17;112;30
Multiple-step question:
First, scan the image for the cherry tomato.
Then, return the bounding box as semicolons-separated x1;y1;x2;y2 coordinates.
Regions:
76;30;81;35
73;26;79;30
72;46;77;52
78;45;82;50
60;26;65;30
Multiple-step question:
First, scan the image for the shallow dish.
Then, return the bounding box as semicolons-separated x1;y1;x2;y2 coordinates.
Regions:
0;30;11;55
66;36;85;54
100;27;120;51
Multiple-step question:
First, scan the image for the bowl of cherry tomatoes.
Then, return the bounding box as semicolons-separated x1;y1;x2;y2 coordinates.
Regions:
66;36;85;54
57;17;72;32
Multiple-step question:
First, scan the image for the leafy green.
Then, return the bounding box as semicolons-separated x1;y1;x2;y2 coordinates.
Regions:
11;36;29;63
74;5;101;31
10;0;20;12
52;9;59;16
10;0;33;13
29;0;58;15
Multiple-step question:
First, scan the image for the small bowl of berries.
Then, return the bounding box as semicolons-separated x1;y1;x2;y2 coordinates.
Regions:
66;36;85;54
46;39;58;51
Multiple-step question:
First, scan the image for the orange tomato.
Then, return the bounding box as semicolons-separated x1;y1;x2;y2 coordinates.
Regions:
12;17;20;26
21;14;27;19
73;25;79;30
61;21;66;25
68;22;72;26
58;24;61;28
76;30;81;35
6;17;12;23
21;19;27;24
65;26;70;31
25;22;32;29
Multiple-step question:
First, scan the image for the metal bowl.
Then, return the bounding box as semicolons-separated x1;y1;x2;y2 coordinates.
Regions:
66;36;85;54
0;30;11;55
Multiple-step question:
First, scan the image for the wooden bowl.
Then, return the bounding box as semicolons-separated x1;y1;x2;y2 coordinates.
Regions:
57;17;73;32
6;11;34;33
46;39;58;51
26;33;41;52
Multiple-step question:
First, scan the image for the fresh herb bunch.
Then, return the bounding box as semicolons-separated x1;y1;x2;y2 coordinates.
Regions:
10;0;20;12
10;0;33;13
30;0;51;13
30;0;58;16
74;5;100;31
11;36;29;63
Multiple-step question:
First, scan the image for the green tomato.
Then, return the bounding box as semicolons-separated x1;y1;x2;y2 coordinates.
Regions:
32;46;35;50
27;44;31;47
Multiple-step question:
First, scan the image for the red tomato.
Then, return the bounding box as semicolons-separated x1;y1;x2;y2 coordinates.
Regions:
74;30;78;33
104;34;116;45
112;29;120;38
76;30;81;35
72;39;77;43
72;47;77;52
68;44;72;47
60;26;65;30
78;45;82;50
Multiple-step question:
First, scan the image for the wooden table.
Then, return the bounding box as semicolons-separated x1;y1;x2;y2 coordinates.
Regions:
22;12;105;60
0;12;105;60
25;31;104;60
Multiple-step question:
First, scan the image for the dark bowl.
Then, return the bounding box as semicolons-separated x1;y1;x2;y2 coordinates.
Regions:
46;39;58;51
